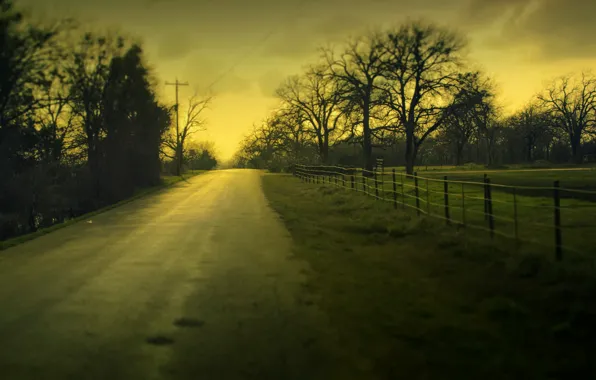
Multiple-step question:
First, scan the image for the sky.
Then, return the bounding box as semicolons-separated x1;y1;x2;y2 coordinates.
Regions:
17;0;596;160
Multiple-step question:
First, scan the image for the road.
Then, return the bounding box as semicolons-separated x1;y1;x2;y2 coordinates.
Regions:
0;170;356;380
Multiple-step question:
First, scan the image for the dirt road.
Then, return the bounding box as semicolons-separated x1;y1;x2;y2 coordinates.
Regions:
0;170;356;380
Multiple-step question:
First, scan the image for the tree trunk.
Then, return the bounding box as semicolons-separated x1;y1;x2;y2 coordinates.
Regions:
455;143;464;166
362;100;374;177
570;132;583;164
320;135;329;164
526;141;533;162
404;128;416;175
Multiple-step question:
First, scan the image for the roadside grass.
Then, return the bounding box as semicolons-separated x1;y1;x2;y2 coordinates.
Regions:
0;170;207;251
389;162;596;173
324;169;596;256
418;168;596;193
262;173;596;380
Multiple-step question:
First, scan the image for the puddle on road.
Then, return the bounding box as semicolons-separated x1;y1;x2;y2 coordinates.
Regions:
173;317;205;328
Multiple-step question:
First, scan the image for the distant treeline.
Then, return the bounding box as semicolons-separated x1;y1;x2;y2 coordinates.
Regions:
0;0;214;241
231;21;596;173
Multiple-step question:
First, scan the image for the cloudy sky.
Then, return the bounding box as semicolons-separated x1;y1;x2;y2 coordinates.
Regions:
18;0;596;159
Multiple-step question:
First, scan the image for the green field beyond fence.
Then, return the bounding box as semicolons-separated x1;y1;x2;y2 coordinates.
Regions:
294;165;596;261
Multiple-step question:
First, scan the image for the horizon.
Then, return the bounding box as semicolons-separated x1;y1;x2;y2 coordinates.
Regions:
16;0;596;161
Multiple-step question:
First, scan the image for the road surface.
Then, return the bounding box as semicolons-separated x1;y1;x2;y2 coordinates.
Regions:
0;170;356;380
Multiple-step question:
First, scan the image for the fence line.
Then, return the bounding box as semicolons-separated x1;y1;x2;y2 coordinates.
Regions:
292;164;596;261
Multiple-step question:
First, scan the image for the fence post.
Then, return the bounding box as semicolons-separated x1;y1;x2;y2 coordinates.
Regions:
392;169;397;209
414;172;420;216
483;173;488;221
486;178;494;238
443;176;450;225
374;171;379;199
381;165;385;200
351;174;355;190
426;179;430;215
461;183;466;226
553;181;563;261
513;188;519;246
400;173;405;209
362;173;366;195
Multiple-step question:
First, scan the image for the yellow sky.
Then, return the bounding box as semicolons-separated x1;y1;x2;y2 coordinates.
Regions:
17;0;596;160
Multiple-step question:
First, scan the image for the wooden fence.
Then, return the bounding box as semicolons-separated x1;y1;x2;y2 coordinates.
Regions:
293;164;596;261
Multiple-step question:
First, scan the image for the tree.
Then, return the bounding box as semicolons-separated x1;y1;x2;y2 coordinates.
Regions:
538;72;596;163
379;21;487;174
186;140;218;170
276;65;346;163
66;32;127;201
440;109;477;166
0;3;173;241
162;92;212;175
439;74;495;165
102;43;171;200
0;0;68;236
510;102;553;162
322;32;386;176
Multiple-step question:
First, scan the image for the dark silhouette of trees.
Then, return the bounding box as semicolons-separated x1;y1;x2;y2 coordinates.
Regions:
162;93;212;176
379;22;488;174
510;102;553;162
275;65;346;164
538;72;596;164
322;32;386;176
0;0;177;241
232;20;595;172
186;141;218;170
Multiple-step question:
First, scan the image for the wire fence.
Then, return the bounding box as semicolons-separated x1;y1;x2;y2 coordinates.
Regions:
293;164;596;261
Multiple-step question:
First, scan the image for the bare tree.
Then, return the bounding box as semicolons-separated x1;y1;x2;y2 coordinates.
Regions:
379;21;487;174
162;92;212;175
441;110;477;166
321;32;386;175
276;65;347;164
511;102;553;162
268;106;315;163
34;56;84;164
538;72;596;163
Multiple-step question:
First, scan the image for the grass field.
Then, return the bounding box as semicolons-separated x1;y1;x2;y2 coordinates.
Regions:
400;166;596;193
300;166;596;258
262;173;596;379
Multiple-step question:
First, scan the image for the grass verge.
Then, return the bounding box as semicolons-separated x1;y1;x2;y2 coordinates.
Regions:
0;170;206;251
318;169;596;255
262;173;596;380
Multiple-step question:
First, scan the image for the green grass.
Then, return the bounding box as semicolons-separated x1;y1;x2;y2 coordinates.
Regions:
0;170;207;251
308;168;596;257
389;162;596;173
262;173;596;379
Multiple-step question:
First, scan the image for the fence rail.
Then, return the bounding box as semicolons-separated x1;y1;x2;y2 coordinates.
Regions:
292;164;596;261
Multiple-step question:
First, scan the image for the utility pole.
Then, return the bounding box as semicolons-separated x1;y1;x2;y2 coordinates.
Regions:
165;79;189;175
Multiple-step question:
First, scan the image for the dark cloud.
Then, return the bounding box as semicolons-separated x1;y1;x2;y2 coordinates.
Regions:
461;0;596;60
18;0;596;69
